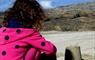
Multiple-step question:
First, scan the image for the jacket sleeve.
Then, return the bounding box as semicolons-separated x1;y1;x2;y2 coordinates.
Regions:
24;29;57;55
24;48;41;60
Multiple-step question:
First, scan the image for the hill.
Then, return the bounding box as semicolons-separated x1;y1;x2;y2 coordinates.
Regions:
0;2;95;31
43;2;95;31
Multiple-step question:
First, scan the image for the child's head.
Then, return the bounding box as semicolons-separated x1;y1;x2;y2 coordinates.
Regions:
3;0;46;30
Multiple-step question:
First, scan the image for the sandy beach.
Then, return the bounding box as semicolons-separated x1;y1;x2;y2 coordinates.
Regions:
41;31;95;60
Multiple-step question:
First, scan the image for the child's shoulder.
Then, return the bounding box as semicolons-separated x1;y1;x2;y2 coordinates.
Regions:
0;27;38;33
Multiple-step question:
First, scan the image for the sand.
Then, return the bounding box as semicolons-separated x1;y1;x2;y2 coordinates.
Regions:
41;31;95;60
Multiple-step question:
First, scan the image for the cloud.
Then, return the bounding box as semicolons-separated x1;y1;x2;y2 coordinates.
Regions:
0;0;53;12
39;0;53;9
0;0;95;12
0;0;16;12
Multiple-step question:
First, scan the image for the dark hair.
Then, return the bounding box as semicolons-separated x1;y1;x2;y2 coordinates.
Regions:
3;0;46;30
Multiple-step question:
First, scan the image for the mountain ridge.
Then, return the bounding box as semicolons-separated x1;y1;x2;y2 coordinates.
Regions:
43;2;95;31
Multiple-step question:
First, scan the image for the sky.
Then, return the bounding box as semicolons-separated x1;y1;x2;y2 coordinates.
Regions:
0;0;95;12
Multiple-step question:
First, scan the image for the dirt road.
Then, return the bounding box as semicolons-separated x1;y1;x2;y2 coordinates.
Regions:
41;31;95;60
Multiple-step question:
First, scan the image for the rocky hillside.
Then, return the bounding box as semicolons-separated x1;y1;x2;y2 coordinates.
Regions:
43;2;95;31
0;2;95;31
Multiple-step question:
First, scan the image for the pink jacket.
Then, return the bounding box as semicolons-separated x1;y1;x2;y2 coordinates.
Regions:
0;27;57;60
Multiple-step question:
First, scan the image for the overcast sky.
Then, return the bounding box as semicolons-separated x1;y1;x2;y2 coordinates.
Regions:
0;0;95;12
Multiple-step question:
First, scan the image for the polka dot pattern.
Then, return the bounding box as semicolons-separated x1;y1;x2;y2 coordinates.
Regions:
4;35;9;40
41;42;45;46
3;29;6;32
0;28;56;59
40;35;42;37
15;45;20;49
2;51;6;56
16;29;21;34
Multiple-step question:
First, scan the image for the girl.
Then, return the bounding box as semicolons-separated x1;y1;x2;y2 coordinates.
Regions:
0;0;57;60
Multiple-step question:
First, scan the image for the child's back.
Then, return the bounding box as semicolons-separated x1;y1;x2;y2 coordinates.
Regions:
0;0;57;60
0;27;56;60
